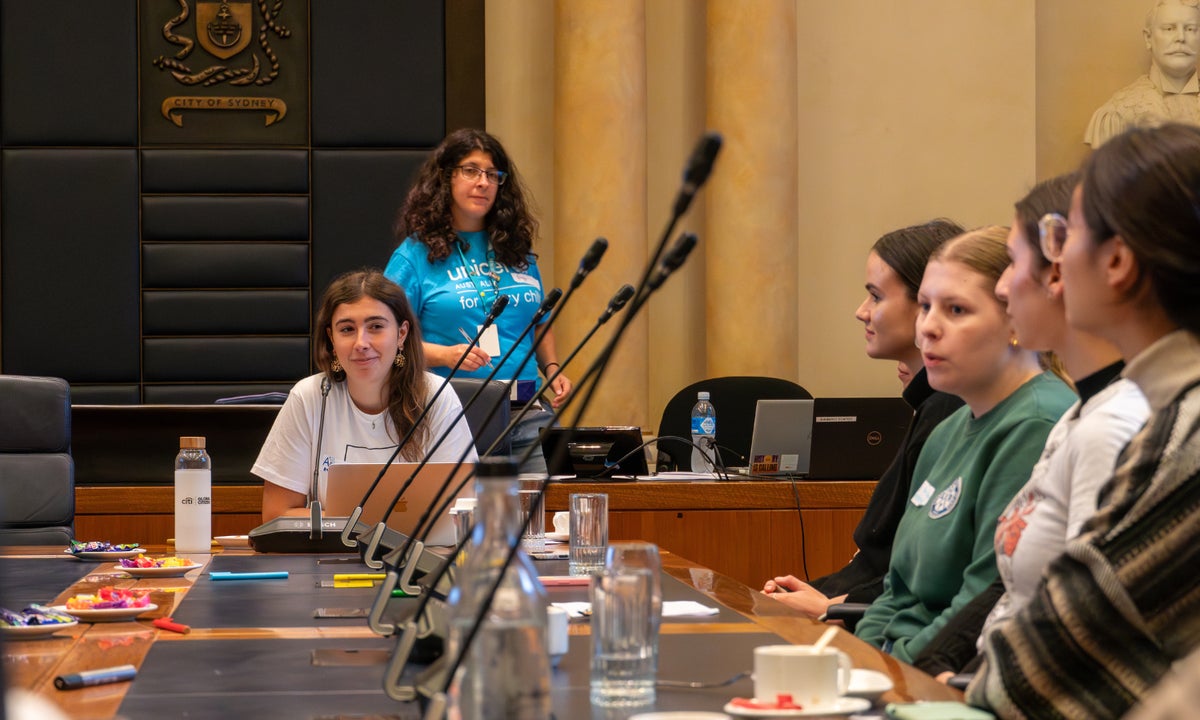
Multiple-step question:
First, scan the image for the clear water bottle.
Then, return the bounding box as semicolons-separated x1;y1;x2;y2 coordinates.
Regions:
446;458;551;720
174;436;212;553
690;391;716;472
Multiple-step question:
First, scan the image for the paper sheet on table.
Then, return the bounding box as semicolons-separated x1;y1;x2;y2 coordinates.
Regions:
551;601;719;619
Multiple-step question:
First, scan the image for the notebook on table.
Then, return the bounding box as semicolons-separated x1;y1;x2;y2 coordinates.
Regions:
808;398;913;479
728;399;815;476
323;462;475;547
541;426;648;479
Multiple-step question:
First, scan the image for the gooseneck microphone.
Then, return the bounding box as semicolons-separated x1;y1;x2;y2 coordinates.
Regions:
307;376;333;539
337;295;510;549
426;133;721;715
357;286;565;578
366;235;607;567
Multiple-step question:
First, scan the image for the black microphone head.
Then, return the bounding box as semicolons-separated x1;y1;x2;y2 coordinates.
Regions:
610;283;635;311
682;132;723;190
533;287;563;322
579;238;608;275
662;232;698;272
483;294;510;325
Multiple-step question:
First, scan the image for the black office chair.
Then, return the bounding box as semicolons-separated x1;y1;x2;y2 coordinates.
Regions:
0;375;75;544
655;376;812;471
450;378;511;457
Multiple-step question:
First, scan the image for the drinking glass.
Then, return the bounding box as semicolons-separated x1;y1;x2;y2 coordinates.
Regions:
589;541;662;707
569;492;608;575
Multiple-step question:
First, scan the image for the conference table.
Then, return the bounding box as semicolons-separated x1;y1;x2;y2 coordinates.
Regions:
1;544;960;719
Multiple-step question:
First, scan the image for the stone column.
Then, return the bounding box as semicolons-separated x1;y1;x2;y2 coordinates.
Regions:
704;0;798;377
554;0;648;426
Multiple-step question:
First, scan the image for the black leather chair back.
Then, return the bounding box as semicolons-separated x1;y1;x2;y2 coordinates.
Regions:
450;378;511;457
656;376;812;471
0;375;74;544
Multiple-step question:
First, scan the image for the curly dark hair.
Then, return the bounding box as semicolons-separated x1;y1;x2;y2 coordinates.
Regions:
313;269;429;461
394;128;538;270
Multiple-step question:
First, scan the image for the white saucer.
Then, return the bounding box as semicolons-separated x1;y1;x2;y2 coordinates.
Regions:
545;532;570;543
723;696;872;717
0;620;78;638
51;603;157;623
846;669;893;701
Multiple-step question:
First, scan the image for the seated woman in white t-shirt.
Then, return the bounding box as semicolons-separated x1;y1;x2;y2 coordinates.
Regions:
255;269;478;521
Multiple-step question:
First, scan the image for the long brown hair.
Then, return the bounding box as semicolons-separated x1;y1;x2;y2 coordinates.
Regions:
394;128;538;270
313;269;429;460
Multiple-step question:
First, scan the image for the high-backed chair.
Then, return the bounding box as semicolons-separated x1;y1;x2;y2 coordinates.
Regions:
450;378;511;457
656;376;812;471
0;375;74;544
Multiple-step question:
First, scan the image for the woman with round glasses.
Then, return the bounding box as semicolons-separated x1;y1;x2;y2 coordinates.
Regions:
909;174;1148;682
968;123;1200;718
384;129;570;472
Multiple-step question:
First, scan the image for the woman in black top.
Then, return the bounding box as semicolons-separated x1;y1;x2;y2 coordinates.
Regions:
762;219;965;617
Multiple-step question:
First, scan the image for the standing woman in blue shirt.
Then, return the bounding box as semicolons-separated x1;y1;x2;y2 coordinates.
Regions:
385;129;570;472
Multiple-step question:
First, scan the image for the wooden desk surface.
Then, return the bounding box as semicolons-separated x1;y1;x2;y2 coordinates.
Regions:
2;544;959;718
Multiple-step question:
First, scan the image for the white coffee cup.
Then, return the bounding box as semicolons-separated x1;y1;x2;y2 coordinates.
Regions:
752;644;851;708
552;511;569;534
546;605;569;667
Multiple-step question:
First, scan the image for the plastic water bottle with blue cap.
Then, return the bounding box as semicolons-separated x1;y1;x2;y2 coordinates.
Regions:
690;392;716;472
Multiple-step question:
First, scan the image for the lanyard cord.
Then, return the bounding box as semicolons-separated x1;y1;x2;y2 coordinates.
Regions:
454;238;499;306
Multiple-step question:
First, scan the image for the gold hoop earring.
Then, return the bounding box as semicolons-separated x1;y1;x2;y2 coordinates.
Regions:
394;350;406;369
331;358;342;373
1010;337;1019;348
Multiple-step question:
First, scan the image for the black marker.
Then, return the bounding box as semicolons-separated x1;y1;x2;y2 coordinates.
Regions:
54;664;137;690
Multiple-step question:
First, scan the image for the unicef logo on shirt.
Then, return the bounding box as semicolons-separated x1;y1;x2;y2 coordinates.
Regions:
929;477;962;519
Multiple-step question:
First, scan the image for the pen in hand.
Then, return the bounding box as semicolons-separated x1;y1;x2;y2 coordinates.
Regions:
458;327;495;369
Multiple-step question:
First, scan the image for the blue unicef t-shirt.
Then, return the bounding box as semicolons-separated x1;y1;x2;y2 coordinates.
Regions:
384;231;544;383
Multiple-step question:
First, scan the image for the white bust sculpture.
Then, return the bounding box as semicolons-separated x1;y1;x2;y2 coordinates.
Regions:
1085;0;1200;147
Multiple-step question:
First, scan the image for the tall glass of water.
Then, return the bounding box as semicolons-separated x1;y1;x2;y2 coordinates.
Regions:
589;542;662;708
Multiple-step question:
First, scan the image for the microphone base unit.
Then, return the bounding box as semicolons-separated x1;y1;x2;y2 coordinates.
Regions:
358;525;454;582
247;516;355;553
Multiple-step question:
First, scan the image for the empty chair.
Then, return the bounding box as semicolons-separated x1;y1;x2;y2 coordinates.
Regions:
656;376;812;471
0;375;74;544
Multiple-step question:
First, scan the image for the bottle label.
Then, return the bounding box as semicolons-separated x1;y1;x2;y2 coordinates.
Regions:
691;416;716;436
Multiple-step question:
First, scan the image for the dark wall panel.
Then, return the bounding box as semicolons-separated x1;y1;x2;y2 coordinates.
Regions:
143;338;309;381
1;149;139;381
142;197;309;241
142;243;309;288
0;1;138;145
142;151;309;194
143;290;309;335
311;149;427;296
311;0;445;146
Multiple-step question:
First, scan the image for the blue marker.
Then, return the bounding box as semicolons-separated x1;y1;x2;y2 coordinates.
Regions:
209;571;289;581
55;664;137;690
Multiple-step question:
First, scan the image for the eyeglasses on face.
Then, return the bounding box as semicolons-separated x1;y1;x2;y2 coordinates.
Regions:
453;165;507;186
1038;213;1068;261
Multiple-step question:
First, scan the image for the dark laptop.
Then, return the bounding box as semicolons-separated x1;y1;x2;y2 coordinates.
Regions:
541;426;648;478
807;398;913;479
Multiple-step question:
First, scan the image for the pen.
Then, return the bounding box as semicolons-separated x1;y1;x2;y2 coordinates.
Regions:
152;617;191;634
332;573;387;581
539;575;591;586
55;664;137;690
458;327;495;369
209;571;289;581
332;580;375;588
392;588;408;597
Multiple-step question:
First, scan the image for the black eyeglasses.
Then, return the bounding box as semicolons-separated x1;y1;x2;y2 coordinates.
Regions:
1038;213;1067;261
453;165;507;186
